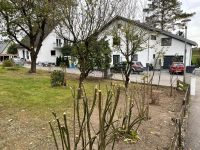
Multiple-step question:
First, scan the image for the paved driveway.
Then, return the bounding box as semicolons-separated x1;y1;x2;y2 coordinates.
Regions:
24;64;190;86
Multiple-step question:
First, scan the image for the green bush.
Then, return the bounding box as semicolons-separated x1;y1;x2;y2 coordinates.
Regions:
56;56;69;67
2;60;13;67
50;70;65;87
196;58;200;67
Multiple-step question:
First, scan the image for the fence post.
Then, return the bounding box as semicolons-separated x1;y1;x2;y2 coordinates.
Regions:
178;119;182;147
177;80;179;89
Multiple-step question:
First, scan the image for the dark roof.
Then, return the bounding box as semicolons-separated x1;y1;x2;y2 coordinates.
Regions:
0;41;11;53
99;16;197;46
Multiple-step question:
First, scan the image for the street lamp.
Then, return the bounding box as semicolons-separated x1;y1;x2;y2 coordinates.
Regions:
181;19;191;83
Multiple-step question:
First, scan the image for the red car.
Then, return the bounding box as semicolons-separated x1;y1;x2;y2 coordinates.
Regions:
169;62;184;74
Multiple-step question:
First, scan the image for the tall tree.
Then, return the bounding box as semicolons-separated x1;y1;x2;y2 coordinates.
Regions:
144;0;195;30
0;0;57;73
55;0;122;87
113;21;148;88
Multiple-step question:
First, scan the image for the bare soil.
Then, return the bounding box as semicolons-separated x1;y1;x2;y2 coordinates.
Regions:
0;82;185;150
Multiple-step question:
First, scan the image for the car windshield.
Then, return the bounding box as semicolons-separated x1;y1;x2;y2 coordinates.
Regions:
173;63;183;67
136;62;142;66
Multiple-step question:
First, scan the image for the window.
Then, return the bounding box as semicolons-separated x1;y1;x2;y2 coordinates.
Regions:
51;50;56;56
56;39;62;47
153;54;155;59
161;38;172;46
113;36;120;46
26;51;29;59
117;23;122;29
113;55;120;65
22;50;25;59
133;54;138;61
151;35;157;40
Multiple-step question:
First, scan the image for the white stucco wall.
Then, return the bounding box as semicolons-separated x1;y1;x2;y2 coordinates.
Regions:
36;30;63;64
99;19;193;68
18;48;30;61
18;30;63;64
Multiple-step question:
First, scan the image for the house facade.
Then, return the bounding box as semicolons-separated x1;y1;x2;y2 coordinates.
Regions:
17;30;64;65
0;40;16;62
99;16;197;69
16;16;197;69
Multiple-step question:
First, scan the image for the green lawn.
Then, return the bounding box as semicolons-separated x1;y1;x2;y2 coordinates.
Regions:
0;66;108;113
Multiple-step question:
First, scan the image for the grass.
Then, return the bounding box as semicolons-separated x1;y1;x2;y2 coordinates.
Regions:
0;66;110;114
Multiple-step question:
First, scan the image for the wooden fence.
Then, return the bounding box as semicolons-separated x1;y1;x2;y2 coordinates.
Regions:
169;80;190;150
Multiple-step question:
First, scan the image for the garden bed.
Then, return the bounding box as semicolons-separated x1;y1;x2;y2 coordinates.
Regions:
0;67;185;149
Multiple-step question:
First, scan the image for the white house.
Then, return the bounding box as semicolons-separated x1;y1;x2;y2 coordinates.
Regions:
98;16;197;69
17;30;64;65
16;16;197;68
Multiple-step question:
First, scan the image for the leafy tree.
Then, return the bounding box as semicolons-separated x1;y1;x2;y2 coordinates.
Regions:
60;44;72;56
144;0;195;30
7;43;18;54
0;0;58;73
70;38;111;77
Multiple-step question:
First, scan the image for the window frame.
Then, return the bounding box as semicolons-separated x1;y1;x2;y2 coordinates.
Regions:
151;35;157;40
56;39;62;47
161;38;172;46
51;50;56;56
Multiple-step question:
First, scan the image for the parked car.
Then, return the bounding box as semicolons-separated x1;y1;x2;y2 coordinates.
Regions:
110;61;127;73
110;61;144;74
11;58;24;66
169;62;184;74
132;61;144;73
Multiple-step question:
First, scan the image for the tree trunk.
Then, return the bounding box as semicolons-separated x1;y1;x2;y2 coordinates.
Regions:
78;72;87;99
125;75;130;89
29;53;37;73
79;74;85;88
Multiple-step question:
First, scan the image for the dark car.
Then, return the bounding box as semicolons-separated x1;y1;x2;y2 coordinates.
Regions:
110;61;127;73
169;62;184;74
110;61;144;74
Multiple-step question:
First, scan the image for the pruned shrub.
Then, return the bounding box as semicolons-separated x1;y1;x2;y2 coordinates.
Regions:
2;60;13;67
50;70;65;87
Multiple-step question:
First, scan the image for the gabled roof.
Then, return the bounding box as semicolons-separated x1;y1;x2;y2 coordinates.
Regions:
99;16;197;46
0;41;11;53
17;24;53;49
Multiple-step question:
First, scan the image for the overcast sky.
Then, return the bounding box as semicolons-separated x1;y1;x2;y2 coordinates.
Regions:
182;0;200;46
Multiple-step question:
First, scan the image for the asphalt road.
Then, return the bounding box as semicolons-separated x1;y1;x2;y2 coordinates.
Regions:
25;64;186;86
185;76;200;150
